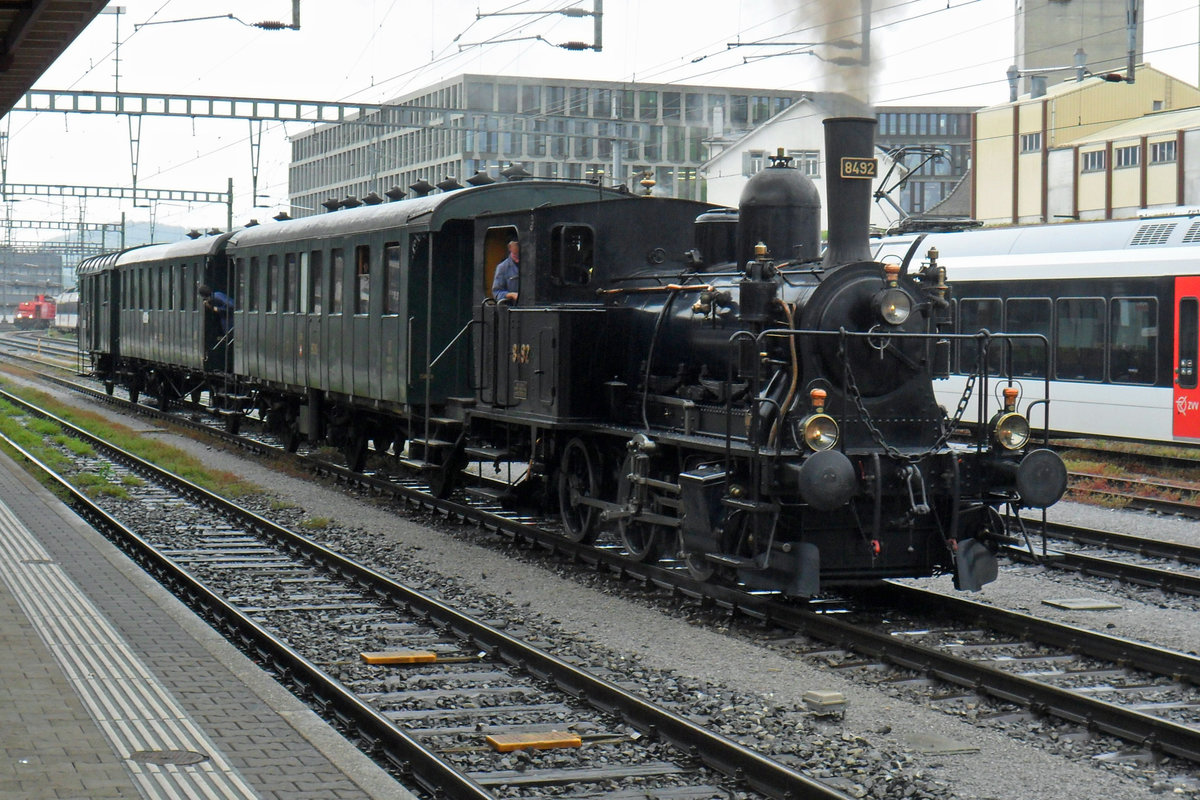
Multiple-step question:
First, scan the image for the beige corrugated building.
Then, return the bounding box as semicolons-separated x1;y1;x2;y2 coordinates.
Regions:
973;65;1200;225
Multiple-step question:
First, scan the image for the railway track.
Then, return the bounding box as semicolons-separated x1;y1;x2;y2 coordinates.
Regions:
6;365;1200;784
0;329;80;371
1065;472;1200;518
1002;518;1200;595
0;386;854;800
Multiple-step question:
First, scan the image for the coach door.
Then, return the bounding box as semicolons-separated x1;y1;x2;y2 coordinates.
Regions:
1175;277;1200;440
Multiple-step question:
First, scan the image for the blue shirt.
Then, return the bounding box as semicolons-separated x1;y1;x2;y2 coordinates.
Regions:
491;256;519;302
207;290;234;333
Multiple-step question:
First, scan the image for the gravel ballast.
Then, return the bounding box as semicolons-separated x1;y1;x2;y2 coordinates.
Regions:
12;374;1200;799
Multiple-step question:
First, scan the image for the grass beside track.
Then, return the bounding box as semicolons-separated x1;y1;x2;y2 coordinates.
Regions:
0;378;262;502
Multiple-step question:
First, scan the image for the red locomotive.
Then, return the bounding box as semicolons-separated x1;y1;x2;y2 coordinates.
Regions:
14;294;56;329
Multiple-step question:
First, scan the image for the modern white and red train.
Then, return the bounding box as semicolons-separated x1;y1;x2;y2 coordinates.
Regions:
874;210;1200;447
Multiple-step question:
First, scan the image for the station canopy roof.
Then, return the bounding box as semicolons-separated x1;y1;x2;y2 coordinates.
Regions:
0;1;108;116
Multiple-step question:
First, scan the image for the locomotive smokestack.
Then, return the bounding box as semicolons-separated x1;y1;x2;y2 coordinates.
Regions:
822;117;877;266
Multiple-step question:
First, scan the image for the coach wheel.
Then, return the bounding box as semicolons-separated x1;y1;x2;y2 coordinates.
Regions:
104;381;114;396
225;413;242;435
558;437;602;544
128;385;140;405
191;387;203;404
616;455;665;563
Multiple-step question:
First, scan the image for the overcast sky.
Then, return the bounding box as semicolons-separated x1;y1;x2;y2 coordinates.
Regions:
5;0;1198;238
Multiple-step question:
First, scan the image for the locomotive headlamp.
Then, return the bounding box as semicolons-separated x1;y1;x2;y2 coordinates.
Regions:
800;390;839;450
875;264;911;325
802;414;840;451
992;386;1029;449
993;412;1030;450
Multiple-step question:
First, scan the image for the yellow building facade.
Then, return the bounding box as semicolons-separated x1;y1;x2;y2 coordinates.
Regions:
973;66;1200;224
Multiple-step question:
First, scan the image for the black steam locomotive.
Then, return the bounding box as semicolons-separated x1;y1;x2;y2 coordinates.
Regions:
78;116;1066;596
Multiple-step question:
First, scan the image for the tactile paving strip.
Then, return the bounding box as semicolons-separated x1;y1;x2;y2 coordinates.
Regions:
0;497;262;800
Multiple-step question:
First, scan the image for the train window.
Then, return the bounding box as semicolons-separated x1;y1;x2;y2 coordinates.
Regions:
235;259;246;312
283;253;298;312
310;251;324;315
1109;298;1157;384
1006;298;1051;377
958;298;1003;375
248;257;260;311
267;255;280;313
550;225;594;287
1055;298;1105;381
355;245;370;314
331;249;344;314
166;267;174;310
384;243;402;314
298;253;309;314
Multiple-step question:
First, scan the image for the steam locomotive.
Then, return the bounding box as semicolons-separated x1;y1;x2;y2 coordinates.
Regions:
77;117;1066;596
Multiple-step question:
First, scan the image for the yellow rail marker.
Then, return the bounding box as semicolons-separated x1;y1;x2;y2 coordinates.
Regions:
485;731;583;752
360;649;437;665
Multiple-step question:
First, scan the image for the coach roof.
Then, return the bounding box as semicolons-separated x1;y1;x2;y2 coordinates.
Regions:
226;181;632;249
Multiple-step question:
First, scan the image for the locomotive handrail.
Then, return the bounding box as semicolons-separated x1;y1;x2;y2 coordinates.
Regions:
597;283;713;296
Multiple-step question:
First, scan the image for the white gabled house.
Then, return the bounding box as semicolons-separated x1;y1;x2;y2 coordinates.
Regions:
700;96;900;233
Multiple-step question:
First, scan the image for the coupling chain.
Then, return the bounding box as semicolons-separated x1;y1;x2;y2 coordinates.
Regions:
837;331;981;465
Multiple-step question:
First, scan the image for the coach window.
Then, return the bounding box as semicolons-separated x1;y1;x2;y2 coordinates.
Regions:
1055;298;1105;381
355;245;370;314
550;224;594;286
958;298;1003;375
166;267;175;310
384;242;402;314
247;257;260;311
235;258;246;311
282;253;298;312
1006;298;1051;377
267;255;280;312
1110;298;1157;384
330;248;344;313
309;250;324;314
298;253;309;313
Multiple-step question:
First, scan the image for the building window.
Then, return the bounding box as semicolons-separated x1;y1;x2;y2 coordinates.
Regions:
521;85;541;114
498;84;518;113
743;150;765;177
792;149;820;177
467;82;493;111
569;87;588;116
1019;132;1041;153
639;91;658;120
1081;150;1106;172
1114;145;1140;168
1150;140;1177;163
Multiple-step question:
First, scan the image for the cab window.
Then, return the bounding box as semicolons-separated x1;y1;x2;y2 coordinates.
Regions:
550;224;594;286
